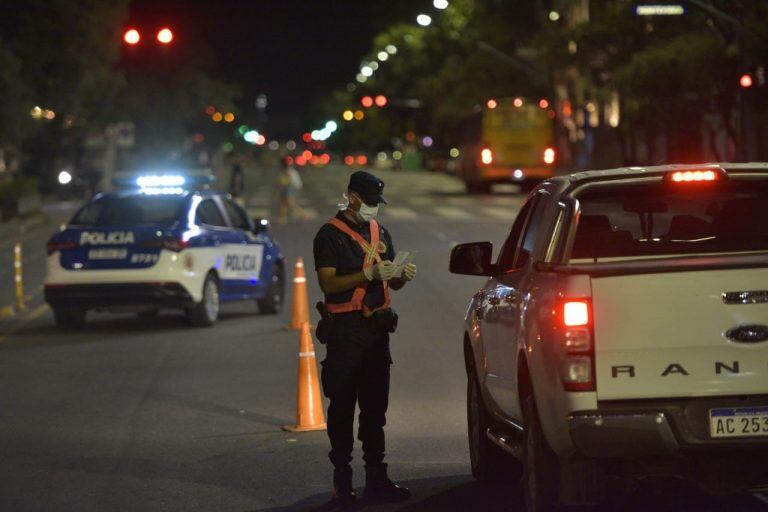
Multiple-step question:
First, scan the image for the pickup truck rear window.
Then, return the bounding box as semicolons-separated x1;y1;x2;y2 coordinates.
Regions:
571;179;768;260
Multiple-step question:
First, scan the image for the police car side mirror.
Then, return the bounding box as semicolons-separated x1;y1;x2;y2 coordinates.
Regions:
449;242;496;276
253;218;270;234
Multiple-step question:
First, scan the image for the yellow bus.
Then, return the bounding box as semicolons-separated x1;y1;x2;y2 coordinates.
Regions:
457;97;557;193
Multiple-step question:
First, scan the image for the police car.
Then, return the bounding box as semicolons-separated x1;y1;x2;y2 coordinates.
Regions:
44;174;284;328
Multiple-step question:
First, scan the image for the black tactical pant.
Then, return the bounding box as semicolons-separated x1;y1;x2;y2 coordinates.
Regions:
321;312;391;468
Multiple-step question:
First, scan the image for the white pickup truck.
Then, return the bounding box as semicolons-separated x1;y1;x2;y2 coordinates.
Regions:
450;164;768;511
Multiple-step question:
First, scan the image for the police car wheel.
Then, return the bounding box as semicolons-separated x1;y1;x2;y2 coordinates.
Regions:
257;265;284;314
53;307;86;329
187;274;220;327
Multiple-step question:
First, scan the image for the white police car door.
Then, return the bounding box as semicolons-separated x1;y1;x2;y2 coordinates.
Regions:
217;197;265;299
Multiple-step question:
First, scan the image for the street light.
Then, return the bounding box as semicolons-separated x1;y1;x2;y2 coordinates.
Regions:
123;28;141;45
433;0;449;9
356;74;367;83
377;51;389;61
740;73;753;88
361;66;374;77
385;44;398;55
416;14;432;26
157;27;174;44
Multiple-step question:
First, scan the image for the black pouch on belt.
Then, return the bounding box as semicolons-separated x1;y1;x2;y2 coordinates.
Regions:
372;308;398;333
315;302;334;344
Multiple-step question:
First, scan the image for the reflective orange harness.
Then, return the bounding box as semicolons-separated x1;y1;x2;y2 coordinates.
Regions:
325;217;391;315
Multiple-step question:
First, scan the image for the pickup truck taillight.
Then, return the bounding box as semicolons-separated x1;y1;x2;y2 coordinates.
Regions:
557;299;595;392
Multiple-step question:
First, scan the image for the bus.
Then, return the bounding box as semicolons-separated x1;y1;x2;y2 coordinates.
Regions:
456;97;558;193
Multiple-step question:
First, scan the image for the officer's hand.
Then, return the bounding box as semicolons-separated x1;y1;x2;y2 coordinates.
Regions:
364;260;397;282
402;263;417;282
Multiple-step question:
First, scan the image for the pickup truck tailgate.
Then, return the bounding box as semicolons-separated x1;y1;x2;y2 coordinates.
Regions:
592;268;768;400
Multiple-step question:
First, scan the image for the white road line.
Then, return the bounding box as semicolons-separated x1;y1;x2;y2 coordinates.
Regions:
482;207;515;221
445;196;477;207
434;207;473;220
383;207;418;220
407;196;433;206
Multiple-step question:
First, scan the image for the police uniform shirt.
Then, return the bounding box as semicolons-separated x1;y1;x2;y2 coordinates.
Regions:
313;211;395;310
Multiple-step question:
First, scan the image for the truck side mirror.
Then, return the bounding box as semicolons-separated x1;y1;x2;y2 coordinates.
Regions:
449;242;495;276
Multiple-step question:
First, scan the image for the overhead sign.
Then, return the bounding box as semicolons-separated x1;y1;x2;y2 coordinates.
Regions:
635;4;685;15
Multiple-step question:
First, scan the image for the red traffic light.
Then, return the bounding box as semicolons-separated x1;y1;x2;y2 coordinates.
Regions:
123;28;140;45
361;96;374;108
374;95;387;107
157;27;174;44
740;73;753;88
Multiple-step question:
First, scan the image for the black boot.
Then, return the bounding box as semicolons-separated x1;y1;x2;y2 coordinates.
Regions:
363;463;411;503
329;466;356;509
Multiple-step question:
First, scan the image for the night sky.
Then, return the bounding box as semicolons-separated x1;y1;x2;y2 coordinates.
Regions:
128;0;419;120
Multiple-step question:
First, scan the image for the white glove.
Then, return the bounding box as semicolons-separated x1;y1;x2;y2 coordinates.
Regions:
402;263;417;282
363;260;397;282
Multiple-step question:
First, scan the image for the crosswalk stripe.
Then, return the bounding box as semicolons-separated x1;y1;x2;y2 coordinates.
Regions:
383;207;418;220
445;196;477;207
407;196;433;206
434;207;473;220
482;207;515;221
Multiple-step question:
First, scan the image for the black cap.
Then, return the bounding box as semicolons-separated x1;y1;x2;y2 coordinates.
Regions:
348;170;387;205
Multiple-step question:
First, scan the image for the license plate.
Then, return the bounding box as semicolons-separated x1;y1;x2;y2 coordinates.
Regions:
710;407;768;438
88;249;127;260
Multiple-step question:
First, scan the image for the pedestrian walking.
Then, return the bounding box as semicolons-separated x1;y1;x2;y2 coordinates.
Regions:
278;156;309;223
313;170;417;508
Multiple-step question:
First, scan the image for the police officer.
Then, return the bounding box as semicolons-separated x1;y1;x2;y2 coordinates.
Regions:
313;171;416;507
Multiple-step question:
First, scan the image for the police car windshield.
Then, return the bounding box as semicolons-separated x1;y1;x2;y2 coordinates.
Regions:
71;194;187;227
571;179;768;261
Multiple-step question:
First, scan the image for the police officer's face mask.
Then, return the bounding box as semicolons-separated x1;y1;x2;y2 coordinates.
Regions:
352;193;379;222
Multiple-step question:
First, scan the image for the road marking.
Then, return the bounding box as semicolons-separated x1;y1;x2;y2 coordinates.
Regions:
434;207;473;220
383;207;418;220
407;196;433;206
482;207;514;221
446;196;476;207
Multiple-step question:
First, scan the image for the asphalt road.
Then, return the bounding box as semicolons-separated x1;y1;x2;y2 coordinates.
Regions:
0;165;765;511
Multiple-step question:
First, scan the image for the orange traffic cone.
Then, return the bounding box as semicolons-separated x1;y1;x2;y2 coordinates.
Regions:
285;257;310;331
283;322;327;432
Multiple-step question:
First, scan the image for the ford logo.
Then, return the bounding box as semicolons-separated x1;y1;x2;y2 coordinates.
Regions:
725;325;768;343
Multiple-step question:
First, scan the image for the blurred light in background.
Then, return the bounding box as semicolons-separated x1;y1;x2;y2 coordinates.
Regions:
481;148;493;165
343;110;354;121
377;152;388;162
326;121;338;132
356;74;367;83
256;135;266;146
549;11;560;21
244;130;260;144
369;62;379;71
238;125;248;135
43;109;56;120
422;136;434;147
356;155;368;165
205;105;216;116
157;27;174;44
377;51;389;61
514;169;524;179
539;99;549;109
433;0;449;9
354;110;365;120
302;133;312;143
375;95;387;107
295;156;307;166
392;151;403;161
344;155;355;166
286;140;297;150
124;29;141;45
386;45;398;55
268;140;279;151
212;112;223;122
543;147;556;164
361;96;374;108
346;83;357;92
137;175;185;187
193;133;205;143
513;97;524;107
361;66;374;77
740;73;753;88
486;99;498;109
416;14;432;26
58;170;72;185
449;148;460;158
224;112;235;123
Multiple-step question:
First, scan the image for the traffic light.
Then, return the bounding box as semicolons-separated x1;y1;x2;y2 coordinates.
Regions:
123;28;140;45
740;73;753;88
